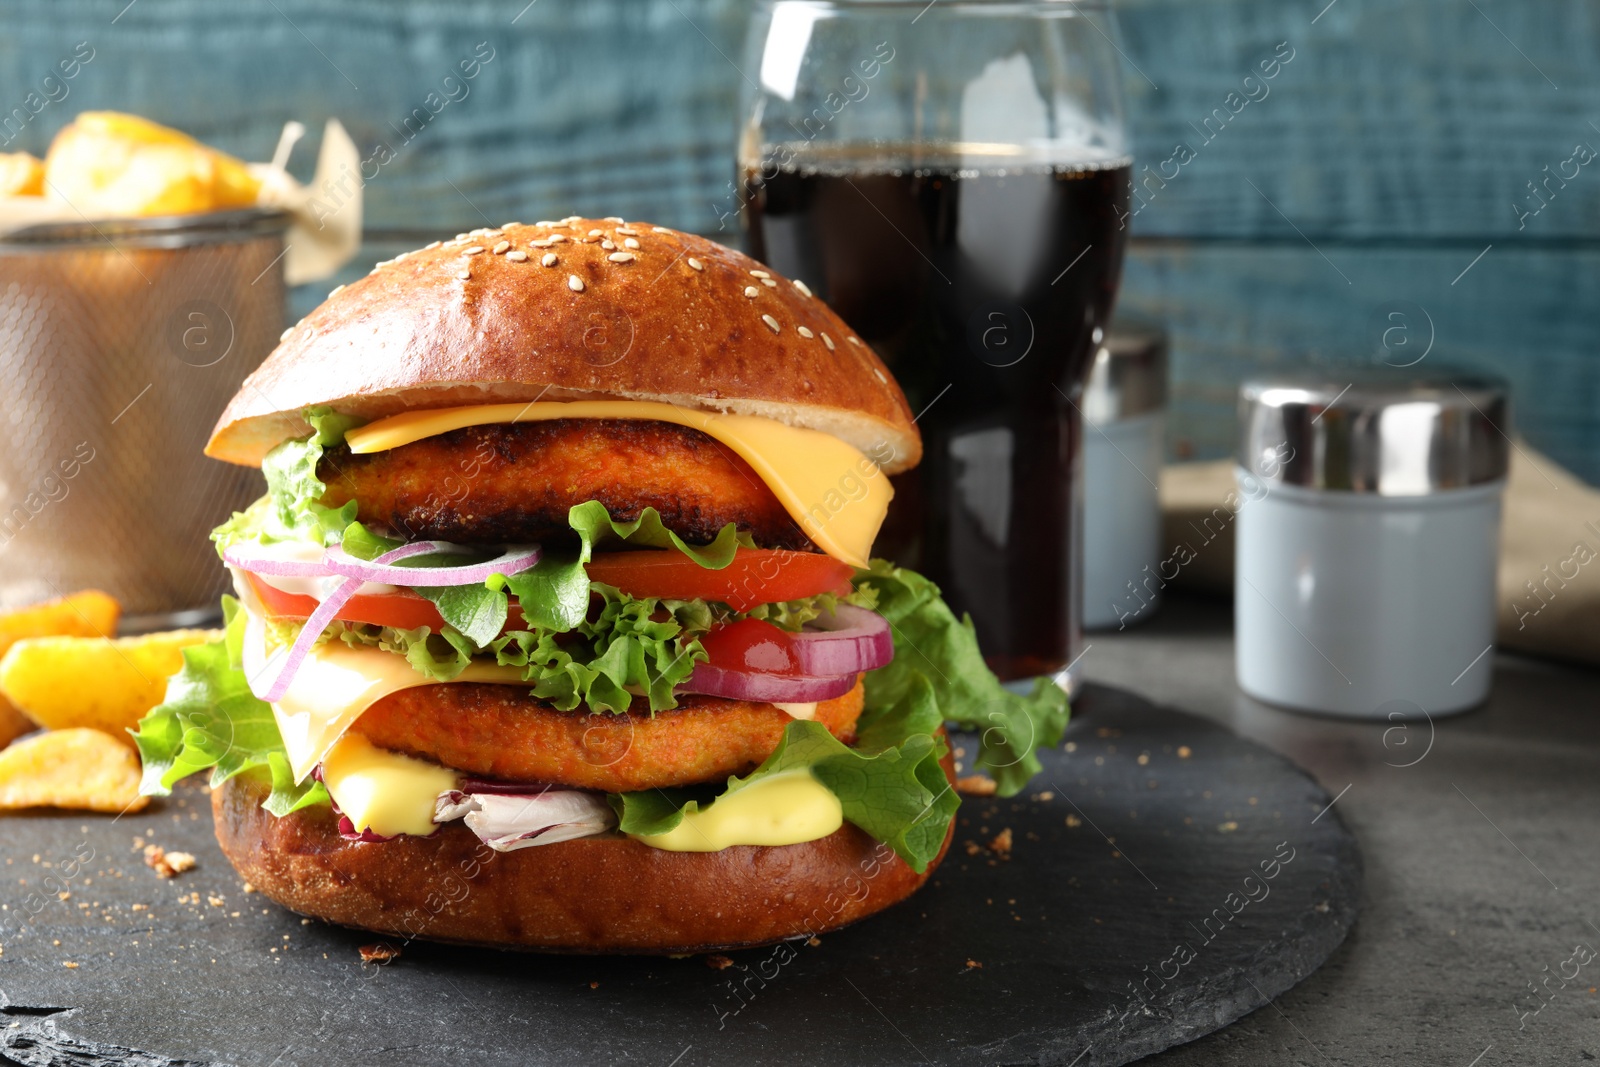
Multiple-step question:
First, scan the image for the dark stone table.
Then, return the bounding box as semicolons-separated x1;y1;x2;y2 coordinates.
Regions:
1082;594;1600;1066
0;662;1362;1066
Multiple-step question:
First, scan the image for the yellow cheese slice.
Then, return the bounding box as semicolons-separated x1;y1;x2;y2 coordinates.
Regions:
629;769;843;852
343;400;891;567
321;732;457;837
244;613;528;783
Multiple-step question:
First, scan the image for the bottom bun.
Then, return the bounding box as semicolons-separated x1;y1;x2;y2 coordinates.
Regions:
211;746;954;954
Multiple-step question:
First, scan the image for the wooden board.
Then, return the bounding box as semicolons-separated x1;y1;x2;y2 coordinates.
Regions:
0;684;1360;1067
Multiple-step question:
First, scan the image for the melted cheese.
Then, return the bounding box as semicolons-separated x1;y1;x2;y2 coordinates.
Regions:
343;400;890;567
772;701;817;720
245;614;527;783
629;770;843;852
321;733;458;837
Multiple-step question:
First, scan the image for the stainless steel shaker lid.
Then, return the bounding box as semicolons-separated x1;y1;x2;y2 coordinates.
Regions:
1083;321;1167;425
1237;369;1510;494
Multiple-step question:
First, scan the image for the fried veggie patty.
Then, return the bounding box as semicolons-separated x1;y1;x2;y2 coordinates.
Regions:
349;679;863;793
317;419;812;549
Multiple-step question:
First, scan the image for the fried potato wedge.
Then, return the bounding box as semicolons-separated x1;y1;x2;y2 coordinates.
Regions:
44;111;260;216
0;151;44;196
0;629;219;743
0;728;147;813
0;590;121;747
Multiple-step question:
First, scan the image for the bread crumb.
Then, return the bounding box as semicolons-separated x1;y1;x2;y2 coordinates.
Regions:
1177;745;1192;758
964;840;982;857
1137;753;1150;766
704;954;735;970
1065;813;1082;828
1217;821;1239;833
965;959;983;970
241;882;256;894
589;981;599;989
143;846;195;878
62;961;78;969
1033;791;1055;802
807;936;822;947
956;775;998;797
987;828;1013;856
358;942;401;964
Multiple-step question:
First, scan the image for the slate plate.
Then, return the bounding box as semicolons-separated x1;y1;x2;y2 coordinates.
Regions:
0;683;1360;1067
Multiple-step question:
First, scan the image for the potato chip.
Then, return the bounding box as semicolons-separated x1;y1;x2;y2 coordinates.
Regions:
0;728;147;813
0;628;219;744
44;111;261;217
0;151;44;197
0;590;120;747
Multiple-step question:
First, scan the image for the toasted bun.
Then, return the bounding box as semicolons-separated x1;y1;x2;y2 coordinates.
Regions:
208;219;920;473
211;738;954;954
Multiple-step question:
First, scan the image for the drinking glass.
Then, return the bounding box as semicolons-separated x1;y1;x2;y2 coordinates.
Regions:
739;0;1131;681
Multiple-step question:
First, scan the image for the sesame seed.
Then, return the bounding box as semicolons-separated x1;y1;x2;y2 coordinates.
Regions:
568;274;585;292
744;286;760;298
535;220;557;227
601;240;616;250
616;227;639;236
749;270;770;279
687;257;703;271
502;221;521;229
762;314;781;333
605;216;625;223
472;228;492;237
424;240;442;250
653;227;675;234
463;246;485;255
455;233;470;241
588;229;604;238
531;238;552;248
329;284;345;297
608;252;636;263
797;326;814;339
506;250;529;262
874;368;887;383
848;336;862;346
457;269;471;281
822;333;835;350
280;327;294;342
563;215;582;224
762;278;778;288
542;253;558;267
548;234;567;244
793;279;813;297
624;237;640;249
492;241;510;254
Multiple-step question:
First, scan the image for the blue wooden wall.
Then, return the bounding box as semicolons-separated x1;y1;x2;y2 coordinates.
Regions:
2;0;1596;478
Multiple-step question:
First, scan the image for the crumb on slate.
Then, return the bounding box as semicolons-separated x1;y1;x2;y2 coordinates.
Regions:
987;828;1013;856
358;942;401;964
143;846;195;879
956;775;998;797
965;959;983;970
704;954;735;970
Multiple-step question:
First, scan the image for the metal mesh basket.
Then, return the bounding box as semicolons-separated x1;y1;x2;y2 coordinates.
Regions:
0;209;287;629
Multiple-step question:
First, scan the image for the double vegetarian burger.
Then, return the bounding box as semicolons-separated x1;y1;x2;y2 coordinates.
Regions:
135;217;1067;954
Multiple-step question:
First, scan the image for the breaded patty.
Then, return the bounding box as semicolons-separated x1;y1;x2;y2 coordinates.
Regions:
318;419;812;549
349;679;864;792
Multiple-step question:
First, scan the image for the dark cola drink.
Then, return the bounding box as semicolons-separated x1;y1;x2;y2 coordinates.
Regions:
743;147;1132;680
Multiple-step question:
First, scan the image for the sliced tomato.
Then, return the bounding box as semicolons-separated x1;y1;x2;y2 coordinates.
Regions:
697;618;802;675
245;573;449;632
584;548;853;611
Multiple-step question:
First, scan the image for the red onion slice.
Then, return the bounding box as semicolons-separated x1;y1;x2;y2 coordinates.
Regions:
247;541;445;703
685;663;858;703
222;540;334;578
323;541;541;587
789;604;894;677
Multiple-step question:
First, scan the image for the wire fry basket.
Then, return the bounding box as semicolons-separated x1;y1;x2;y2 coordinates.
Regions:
0;209;287;630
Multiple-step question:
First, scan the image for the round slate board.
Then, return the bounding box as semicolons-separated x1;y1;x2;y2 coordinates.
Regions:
0;683;1360;1067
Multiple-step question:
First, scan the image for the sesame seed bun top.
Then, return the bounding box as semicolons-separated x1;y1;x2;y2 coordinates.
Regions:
205;218;921;474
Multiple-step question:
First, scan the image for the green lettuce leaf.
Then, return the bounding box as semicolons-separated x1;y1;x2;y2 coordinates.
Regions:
211;407;363;553
132;598;328;816
612;674;957;872
853;559;1069;797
